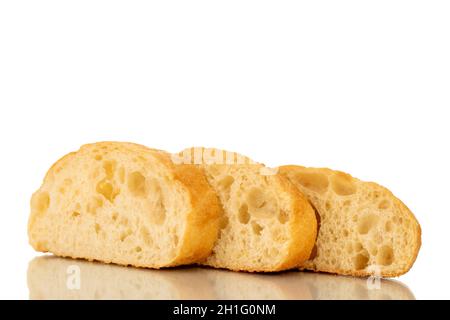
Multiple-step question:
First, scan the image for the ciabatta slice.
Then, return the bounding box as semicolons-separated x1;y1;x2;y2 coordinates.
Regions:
28;142;221;268
175;148;317;272
279;165;421;277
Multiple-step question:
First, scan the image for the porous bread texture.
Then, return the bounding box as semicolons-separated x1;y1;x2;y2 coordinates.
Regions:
176;147;317;272
278;165;421;277
28;142;222;268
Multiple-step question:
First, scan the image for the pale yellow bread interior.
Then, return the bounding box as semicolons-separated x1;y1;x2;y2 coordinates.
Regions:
279;165;421;277
28;142;222;268
176;148;317;272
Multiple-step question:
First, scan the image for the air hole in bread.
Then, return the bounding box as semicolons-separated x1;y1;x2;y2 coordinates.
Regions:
343;229;349;237
95;223;101;234
353;250;369;270
293;172;329;193
238;204;250;224
94;155;103;161
32;191;50;214
377;245;394;266
103;160;116;179
378;199;390;209
277;210;289;224
71;211;80;218
385;221;392;232
218;175;234;191
135;246;142;253
173;235;179;246
120;229;132;242
331;173;356;196
246;187;266;209
251;221;263;235
127;171;147;197
111;212;118;222
343;200;351;207
145;180;166;225
96;179;119;202
325;201;331;210
357;214;379;235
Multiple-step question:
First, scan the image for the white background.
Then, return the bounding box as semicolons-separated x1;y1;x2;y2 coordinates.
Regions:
0;1;449;299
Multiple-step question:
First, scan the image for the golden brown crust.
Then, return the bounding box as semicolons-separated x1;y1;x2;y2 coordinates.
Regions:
108;142;223;266
179;147;317;272
201;174;317;273
274;175;317;271
28;151;77;243
279;165;421;278
170;163;222;265
28;141;221;268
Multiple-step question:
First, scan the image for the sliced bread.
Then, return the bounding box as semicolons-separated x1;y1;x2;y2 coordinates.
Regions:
278;165;421;277
174;148;317;272
28;142;222;268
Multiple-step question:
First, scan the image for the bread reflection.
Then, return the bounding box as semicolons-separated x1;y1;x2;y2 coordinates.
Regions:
28;256;414;300
28;256;213;300
290;272;415;300
205;270;414;300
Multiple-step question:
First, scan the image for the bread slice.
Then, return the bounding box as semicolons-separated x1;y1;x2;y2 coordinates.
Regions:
28;142;222;268
278;165;421;277
174;148;317;272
